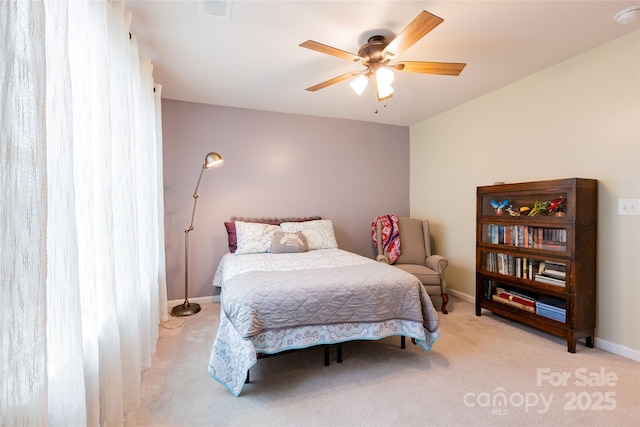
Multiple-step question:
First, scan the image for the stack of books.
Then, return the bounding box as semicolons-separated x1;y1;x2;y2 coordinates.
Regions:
492;287;536;313
534;261;566;287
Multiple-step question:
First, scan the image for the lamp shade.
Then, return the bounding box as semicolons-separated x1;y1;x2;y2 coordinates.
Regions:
376;83;394;101
375;67;394;87
349;74;369;96
204;152;225;169
375;67;394;100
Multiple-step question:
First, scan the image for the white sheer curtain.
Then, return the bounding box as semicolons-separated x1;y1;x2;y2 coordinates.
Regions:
0;1;167;425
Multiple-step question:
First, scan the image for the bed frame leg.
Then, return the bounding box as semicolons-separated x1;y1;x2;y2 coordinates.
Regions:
324;346;330;366
401;336;406;349
245;370;250;384
337;343;342;363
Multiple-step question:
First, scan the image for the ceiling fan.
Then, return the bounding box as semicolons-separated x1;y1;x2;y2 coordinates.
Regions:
300;10;466;103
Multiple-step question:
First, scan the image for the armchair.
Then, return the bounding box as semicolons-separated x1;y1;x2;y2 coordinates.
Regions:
375;217;449;314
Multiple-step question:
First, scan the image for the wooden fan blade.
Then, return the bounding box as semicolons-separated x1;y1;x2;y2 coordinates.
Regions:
382;10;443;58
299;40;362;62
393;61;466;76
305;71;361;92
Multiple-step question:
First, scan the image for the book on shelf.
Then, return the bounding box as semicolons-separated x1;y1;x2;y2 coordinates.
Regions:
543;261;566;274
493;253;511;275
483;280;494;298
540;242;567;251
540;270;565;280
534;261;567;286
485;225;567;250
499;292;534;307
528;258;542;280
486;252;550;281
485;252;497;273
496;287;536;305
534;274;565;287
492;294;535;313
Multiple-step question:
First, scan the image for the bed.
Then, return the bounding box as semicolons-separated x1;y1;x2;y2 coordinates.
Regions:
208;218;440;396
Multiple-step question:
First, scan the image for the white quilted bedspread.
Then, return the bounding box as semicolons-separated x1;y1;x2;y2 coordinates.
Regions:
212;248;372;286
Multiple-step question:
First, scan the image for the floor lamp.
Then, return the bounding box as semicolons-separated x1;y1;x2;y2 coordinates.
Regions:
171;152;225;317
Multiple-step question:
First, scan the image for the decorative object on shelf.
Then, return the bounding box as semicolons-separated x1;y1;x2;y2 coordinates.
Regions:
526;197;566;217
505;204;520;216
547;196;566;216
171;152;225;317
527;200;545;216
491;199;508;215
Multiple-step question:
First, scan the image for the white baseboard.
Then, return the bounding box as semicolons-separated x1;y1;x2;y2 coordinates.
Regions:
449;288;640;362
448;288;475;303
594;338;640;361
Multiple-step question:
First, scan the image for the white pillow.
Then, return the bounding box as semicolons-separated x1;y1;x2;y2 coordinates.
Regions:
280;219;338;250
234;221;280;254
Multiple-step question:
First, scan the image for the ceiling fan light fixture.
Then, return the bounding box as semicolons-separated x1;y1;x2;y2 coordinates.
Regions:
349;74;369;95
376;82;394;101
375;67;394;87
299;10;466;110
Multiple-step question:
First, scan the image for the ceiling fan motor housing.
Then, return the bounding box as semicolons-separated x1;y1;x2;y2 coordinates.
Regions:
357;35;391;66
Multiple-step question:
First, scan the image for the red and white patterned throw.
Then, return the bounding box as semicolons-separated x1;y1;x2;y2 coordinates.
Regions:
371;214;401;264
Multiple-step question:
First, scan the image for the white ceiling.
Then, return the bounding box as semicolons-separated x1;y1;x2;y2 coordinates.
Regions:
125;1;640;126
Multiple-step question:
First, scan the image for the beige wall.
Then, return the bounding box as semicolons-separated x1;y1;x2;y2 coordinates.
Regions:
410;30;640;357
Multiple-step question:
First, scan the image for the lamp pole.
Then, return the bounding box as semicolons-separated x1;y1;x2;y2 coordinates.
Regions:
171;152;224;317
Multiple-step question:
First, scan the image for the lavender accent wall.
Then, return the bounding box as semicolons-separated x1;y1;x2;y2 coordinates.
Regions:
162;100;409;300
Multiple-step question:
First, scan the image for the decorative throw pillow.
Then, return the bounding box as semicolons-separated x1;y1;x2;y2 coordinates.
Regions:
271;231;309;253
225;216;322;253
234;221;280;254
280;219;338;250
224;222;237;253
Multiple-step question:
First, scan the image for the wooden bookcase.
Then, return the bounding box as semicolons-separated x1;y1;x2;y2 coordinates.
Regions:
475;178;597;353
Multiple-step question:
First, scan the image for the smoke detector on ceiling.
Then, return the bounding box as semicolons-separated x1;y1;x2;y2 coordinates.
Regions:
613;6;640;24
201;0;233;20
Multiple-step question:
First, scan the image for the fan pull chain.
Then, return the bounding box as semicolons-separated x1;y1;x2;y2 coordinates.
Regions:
373;96;388;114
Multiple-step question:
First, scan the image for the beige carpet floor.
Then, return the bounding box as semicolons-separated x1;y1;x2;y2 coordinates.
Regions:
124;297;639;427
